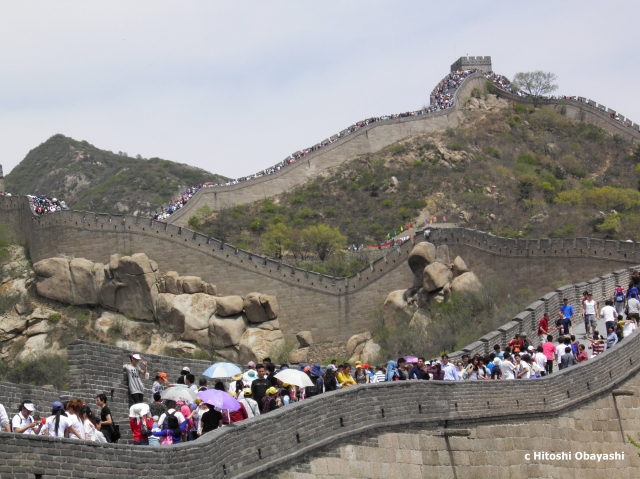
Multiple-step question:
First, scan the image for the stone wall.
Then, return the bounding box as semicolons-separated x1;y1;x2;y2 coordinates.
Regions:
165;73;488;223
450;55;492;72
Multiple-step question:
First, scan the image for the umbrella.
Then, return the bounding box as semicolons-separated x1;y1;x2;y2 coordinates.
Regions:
275;369;314;388
203;362;242;379
161;386;197;402
402;356;419;364
197;389;240;411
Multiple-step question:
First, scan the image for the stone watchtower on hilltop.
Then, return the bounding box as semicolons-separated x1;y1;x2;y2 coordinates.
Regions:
451;55;492;72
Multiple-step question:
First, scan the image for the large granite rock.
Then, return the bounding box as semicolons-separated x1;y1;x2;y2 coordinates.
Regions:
407;242;436;276
243;293;279;323
156;293;217;346
209;314;247;348
451;272;481;293
164;271;180;295
33;258;74;304
435;244;450;264
452;256;469;277
180;276;203;294
423;262;452;292
382;290;413;329
288;347;309;364
238;327;285;363
216;296;244;317
296;331;313;347
346;331;371;359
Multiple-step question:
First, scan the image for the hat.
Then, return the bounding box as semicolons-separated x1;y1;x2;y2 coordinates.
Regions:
244;370;257;382
23;403;35;412
303;366;311;372
129;403;150;418
527;346;535;351
355;361;362;368
310;363;324;377
327;364;337;372
232;373;243;381
152;415;159;423
131;353;142;360
243;388;252;396
157;372;168;381
493;358;501;365
363;363;371;370
247;361;256;368
51;401;64;412
266;387;277;396
181;366;191;373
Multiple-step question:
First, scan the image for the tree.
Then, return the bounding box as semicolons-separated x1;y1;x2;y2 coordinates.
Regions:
285;228;308;260
262;223;290;259
512;71;558;107
301;224;347;262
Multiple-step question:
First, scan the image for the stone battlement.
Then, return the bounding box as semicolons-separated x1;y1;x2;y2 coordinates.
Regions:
450;55;493;72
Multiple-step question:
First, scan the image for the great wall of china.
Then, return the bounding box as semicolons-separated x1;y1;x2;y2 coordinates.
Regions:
2;57;640;477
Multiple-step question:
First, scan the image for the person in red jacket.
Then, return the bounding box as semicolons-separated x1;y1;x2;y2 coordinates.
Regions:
129;404;153;445
227;391;248;424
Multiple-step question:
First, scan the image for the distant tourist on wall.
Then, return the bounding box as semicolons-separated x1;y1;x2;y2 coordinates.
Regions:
123;353;147;404
96;393;116;443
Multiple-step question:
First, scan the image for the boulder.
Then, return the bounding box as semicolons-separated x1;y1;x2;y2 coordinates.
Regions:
296;331;313;347
203;283;217;296
451;272;481;293
243;293;279;323
255;320;280;331
382;290;413;329
98;254;159;321
155;294;177;328
69;258;99;304
27;308;52;322
288;347;309;364
216;296;244;317
33;258;74;304
209;314;247;348
164;341;199;356
19;334;49;360
238;327;285;363
423;262;452;292
0;316;28;341
409;308;430;332
181;276;203;294
407;242;436;276
115;340;145;352
215;346;240;364
25;320;52;337
360;340;381;364
145;334;169;355
169;294;217;346
164;271;180;295
442;283;452;302
346;331;371;359
452;256;469;277
435;245;450;264
109;254;121;271
93;311;139;334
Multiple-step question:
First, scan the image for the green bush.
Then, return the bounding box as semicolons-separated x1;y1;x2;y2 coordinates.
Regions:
517;153;538;166
448;141;465;151
4;352;69;390
381;199;393;208
483;146;501;159
49;313;61;323
387;144;407;155
0;293;20;315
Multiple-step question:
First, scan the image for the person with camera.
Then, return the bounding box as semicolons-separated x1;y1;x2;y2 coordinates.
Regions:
11;401;41;435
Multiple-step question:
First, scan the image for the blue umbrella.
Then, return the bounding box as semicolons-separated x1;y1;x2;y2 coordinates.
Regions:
202;362;242;379
197;389;240;411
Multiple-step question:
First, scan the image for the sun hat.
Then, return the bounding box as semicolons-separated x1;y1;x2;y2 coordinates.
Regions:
527;346;535;351
129;403;150;418
243;388;252;396
181;366;191;373
23;403;35;412
232;373;244;381
266;387;277;396
493;358;501;365
355;361;362;368
310;363;324;377
157;372;168;381
131;353;142;360
247;361;256;368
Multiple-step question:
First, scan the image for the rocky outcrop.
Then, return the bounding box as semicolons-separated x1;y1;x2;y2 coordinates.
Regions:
215;296;244;317
209;314;247;349
423;262;453;291
238;325;285;363
382;290;413;329
346;331;380;364
296;331;313;348
451;272;481;293
243;293;279;323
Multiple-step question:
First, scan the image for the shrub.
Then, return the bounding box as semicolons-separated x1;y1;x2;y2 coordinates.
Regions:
0;293;20;315
49;313;61;323
381;199;393;208
517;153;538;166
448;141;465;151
4;352;69;390
187;216;200;230
387;144;407;155
483;146;501;159
413;160;424;167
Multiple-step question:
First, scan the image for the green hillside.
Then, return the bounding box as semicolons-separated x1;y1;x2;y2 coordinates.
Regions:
192;97;640;264
5;134;227;215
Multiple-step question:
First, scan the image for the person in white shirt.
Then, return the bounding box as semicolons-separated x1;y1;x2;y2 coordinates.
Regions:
500;356;516;380
601;299;618;331
515;355;530;379
441;355;459;381
0;403;10;432
534;346;548;376
158;406;185;429
65;400;85;440
239;388;260;418
45;402;80;438
627;293;640;324
11;402;41;435
584;293;598;336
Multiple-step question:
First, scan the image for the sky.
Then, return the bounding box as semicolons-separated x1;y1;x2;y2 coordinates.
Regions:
1;1;639;179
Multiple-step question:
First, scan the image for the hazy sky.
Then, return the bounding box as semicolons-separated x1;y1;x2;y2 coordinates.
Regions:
1;1;639;179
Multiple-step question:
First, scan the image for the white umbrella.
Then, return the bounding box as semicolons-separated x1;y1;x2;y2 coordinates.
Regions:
160;386;197;402
274;369;314;388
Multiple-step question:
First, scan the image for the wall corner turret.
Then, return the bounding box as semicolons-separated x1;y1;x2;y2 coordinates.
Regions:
451;55;492;72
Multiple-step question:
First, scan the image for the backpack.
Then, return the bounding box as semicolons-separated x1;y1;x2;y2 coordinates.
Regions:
615;287;625;302
111;424;121;443
162;411;175;431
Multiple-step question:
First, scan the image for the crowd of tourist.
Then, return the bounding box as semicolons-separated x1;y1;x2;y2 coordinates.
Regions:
27;195;68;216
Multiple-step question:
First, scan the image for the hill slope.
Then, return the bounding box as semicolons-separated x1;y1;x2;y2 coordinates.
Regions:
193;94;640;263
5;134;227;215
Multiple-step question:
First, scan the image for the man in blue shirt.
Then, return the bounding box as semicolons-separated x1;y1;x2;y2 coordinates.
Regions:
441;355;459;381
559;298;575;335
606;326;618;349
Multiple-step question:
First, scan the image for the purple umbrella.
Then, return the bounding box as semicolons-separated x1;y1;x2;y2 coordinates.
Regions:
197;389;240;411
402;356;419;364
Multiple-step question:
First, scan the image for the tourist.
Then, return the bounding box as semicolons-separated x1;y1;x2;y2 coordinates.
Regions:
515;354;530;379
266;363;278;387
395;358;408;381
338;364;357;388
537;313;552;342
198;379;208;392
584;293;598;336
441;355;459;381
199;403;222;435
81;406;98;441
149;393;166;418
261;387;280;413
123;353;147;404
559;347;577;370
0;403;9;432
409;358;427;380
65;400;85;440
305;363;323;397
185;374;197;393
373;365;386;383
627;293;640;324
324;365;339;391
11;401;40;435
353;361;369;384
45;402;80;438
601;299;617;333
158;404;185;433
613;285;626;315
227;392;248;423
587;331;606;357
152;408;197;445
508;334;523;354
499;355;516;380
96;394;116;443
176;367;190;385
129;404;153;446
493;344;504;360
575;344;589;363
541;335;556;375
239;388;260;418
152;372;168;395
606;326;618;349
250;365;272;406
534;346;547;376
490;358;502;379
560;298;575;335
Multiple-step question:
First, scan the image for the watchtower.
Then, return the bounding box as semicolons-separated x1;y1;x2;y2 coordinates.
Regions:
451;56;492;73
